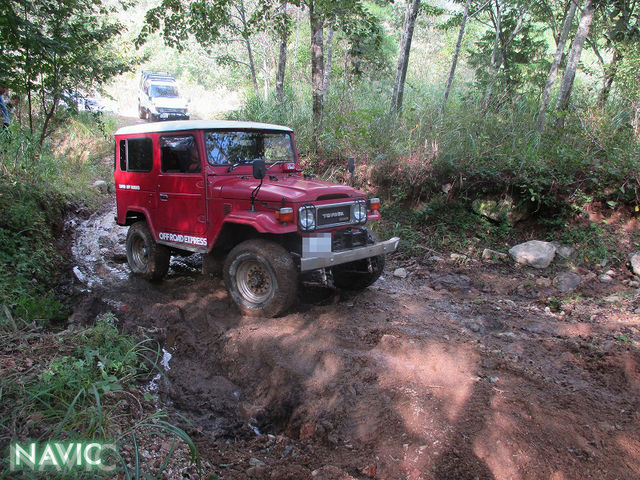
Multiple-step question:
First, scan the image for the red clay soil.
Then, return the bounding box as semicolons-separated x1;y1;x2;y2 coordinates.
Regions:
68;203;640;480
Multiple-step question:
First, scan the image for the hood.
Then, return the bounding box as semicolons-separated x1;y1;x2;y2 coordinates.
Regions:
216;175;363;203
152;96;188;109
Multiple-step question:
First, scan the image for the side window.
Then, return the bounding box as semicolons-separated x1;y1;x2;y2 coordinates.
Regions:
119;140;126;171
120;138;153;172
160;135;201;174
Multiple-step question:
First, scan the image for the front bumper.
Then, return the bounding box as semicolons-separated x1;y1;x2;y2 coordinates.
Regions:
299;237;400;272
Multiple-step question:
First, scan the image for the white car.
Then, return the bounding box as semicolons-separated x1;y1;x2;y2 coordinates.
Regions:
138;72;190;122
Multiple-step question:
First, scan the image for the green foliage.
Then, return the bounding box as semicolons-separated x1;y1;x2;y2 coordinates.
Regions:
0;114;113;325
0;0;136;144
0;315;201;479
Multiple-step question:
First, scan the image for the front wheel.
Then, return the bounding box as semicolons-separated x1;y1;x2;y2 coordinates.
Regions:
223;239;298;317
332;232;385;290
126;221;170;280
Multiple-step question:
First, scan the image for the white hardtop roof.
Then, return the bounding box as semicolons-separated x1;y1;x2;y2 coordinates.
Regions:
115;120;294;136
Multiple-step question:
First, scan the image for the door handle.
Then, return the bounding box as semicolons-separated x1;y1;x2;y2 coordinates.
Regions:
159;193;168;200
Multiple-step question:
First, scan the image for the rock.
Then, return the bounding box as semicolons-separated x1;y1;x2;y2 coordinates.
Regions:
311;465;356;479
450;253;469;262
604;295;621;303
553;272;582;292
536;277;552;288
605;269;616;277
73;266;86;284
246;466;266;477
598;274;613;283
393;267;408;279
629;281;640;288
551;242;575;259
249;458;266;468
482;248;508;261
428;255;445;262
469;322;481;333
630;253;640;277
92;179;109;193
509;240;556;269
472;196;529;224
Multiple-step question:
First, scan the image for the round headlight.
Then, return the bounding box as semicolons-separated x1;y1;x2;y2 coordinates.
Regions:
298;205;316;231
353;200;367;224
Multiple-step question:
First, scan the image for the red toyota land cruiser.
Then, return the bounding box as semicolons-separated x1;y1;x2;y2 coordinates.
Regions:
114;120;399;317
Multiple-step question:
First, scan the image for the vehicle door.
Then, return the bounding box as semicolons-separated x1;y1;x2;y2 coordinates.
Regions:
155;134;207;238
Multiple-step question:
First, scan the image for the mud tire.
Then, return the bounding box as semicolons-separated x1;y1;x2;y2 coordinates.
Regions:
332;232;385;290
224;239;298;317
126;221;170;281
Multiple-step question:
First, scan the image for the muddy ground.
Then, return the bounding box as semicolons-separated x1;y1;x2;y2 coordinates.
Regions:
68;198;640;480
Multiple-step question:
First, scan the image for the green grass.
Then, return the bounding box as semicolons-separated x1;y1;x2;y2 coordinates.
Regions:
0;314;201;479
0;112;115;326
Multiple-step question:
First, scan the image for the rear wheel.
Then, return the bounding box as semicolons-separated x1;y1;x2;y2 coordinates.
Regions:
126;221;170;280
138;104;145;119
224;239;298;317
332;231;385;290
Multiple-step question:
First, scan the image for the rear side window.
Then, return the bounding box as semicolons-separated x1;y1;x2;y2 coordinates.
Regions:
160;135;201;173
119;138;153;172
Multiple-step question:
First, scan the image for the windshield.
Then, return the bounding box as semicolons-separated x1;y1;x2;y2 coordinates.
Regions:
149;84;179;98
205;131;295;166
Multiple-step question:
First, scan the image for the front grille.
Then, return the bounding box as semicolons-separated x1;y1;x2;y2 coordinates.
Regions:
317;204;351;227
332;227;370;251
157;107;186;114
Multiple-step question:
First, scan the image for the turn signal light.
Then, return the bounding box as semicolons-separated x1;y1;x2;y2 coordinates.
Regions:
275;207;294;223
368;198;380;211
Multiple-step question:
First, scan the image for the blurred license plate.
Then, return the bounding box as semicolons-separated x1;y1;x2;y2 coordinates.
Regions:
302;233;332;258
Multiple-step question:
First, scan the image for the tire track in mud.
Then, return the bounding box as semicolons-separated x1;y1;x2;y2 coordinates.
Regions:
70;199;640;479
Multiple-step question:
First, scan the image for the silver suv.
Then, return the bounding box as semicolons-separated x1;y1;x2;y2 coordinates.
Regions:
137;72;190;122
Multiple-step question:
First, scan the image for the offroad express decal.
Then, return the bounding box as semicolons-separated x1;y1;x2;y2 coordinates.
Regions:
158;232;207;247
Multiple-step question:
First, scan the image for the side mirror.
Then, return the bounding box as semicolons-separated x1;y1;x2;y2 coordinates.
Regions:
253;159;266;180
348;157;355;174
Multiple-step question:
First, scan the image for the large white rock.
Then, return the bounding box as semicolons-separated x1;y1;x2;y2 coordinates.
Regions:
508;240;557;269
631;252;640;277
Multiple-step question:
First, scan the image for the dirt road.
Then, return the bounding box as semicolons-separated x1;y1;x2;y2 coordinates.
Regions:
70;198;640;479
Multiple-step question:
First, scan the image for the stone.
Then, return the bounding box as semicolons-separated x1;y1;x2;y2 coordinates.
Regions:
73;266;86;284
472;196;529;224
605;269;616;277
482;248;508;261
552;242;575;259
604;295;621;303
536;277;552;288
553;272;582;292
450;253;469;262
630;253;640;277
598;274;613;283
249;458;266;468
509;240;557;269
92;179;109;193
629;281;640;288
393;267;408;278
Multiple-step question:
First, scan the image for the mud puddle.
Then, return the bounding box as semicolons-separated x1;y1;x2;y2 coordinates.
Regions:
70;198;640;479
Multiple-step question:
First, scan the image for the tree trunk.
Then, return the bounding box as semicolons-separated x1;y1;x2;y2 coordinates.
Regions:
598;49;621;107
483;0;502;109
309;1;324;142
536;0;577;131
239;0;259;96
390;0;421;115
322;24;334;105
275;1;288;104
442;0;471;114
555;0;595;124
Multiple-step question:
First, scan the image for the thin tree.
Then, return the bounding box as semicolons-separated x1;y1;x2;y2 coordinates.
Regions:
390;0;421;114
536;0;578;131
442;0;472;114
275;0;289;104
555;0;596;125
309;0;324;134
322;23;335;105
